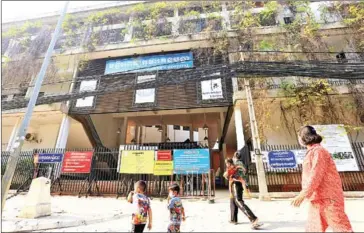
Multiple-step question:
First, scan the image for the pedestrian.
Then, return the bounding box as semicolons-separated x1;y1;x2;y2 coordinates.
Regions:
167;183;186;232
225;158;263;229
127;180;153;233
291;126;353;232
233;152;252;198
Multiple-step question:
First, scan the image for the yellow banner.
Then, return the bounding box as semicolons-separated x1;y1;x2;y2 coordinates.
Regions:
154;161;173;176
119;150;155;174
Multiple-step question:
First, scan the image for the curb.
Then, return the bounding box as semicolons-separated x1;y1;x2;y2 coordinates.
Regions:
3;213;125;232
248;191;364;199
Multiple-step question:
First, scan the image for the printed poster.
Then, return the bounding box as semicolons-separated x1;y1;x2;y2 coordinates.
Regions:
61;151;93;173
313;124;359;171
173;149;210;174
154;161;173;176
118;150;155;174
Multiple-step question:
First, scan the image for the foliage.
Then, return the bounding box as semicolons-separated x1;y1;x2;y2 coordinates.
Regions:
3;21;42;38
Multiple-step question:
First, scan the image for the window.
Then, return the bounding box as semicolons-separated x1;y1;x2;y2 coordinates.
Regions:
259;14;276;26
75;80;97;108
135;88;155;104
154;22;173;37
96;28;125;45
75;96;95;107
137;74;156;84
179;18;207;34
79;80;97;92
182;126;190;131
173;125;181;130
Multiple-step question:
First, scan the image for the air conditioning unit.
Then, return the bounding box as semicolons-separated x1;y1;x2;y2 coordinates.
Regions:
25;133;37;142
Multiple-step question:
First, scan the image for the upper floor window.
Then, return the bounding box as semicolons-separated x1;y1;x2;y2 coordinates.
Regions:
179;18;207;34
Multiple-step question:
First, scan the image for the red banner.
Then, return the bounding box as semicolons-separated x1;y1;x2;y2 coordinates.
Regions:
61;151;93;173
157;150;172;161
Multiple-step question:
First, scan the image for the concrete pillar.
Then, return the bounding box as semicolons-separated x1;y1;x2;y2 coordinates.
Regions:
55;114;71;149
120;117;128;144
135;125;139;144
189;125;194;142
161;125;167;142
219;112;226;174
6;117;22;151
234;103;245;150
139;126;143;144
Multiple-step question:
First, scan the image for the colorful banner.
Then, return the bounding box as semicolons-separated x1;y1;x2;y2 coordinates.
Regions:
61;151;93;174
119;150;155;174
173;149;210;174
154;161;173;176
268;151;297;169
105;52;193;74
157;150;172;161
37;153;63;163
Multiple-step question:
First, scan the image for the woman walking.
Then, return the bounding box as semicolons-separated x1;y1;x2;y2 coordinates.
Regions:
291;126;353;232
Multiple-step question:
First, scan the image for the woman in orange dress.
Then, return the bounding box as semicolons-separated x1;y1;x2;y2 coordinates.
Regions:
291;126;353;232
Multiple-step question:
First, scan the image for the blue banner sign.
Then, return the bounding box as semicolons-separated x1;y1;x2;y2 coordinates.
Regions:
173;149;210;174
38;153;64;163
105;52;193;74
268;151;297;169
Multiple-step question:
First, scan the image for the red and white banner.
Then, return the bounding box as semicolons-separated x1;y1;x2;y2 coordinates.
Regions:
157;150;172;161
61;151;93;173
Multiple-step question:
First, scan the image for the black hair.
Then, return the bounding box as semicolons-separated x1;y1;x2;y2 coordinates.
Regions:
298;126;323;146
135;180;147;192
169;183;180;194
225;158;234;165
233;151;241;160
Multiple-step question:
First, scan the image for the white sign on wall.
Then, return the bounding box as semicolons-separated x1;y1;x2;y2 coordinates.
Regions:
137;74;156;84
312;124;359;171
76;80;97;107
135;88;155;104
251;124;360;172
201;78;223;100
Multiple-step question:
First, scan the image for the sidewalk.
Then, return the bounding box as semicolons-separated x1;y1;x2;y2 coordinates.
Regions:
2;195;125;232
2;194;364;232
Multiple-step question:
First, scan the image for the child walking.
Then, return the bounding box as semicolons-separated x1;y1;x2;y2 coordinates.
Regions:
127;180;153;233
167;183;186;233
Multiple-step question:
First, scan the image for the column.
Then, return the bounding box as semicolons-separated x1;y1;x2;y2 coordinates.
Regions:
189;125;194;142
219;112;227;175
161;125;167;142
55;114;71;149
234;103;245;150
138;126;143;144
134;125;139;144
6;117;22;151
120;117;128;145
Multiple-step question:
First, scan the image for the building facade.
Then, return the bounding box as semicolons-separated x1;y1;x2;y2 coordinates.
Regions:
2;1;364;188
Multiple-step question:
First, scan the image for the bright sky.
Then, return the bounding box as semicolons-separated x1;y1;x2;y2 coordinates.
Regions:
2;1;119;22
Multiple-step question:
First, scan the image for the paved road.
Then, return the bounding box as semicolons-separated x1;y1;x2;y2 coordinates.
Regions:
40;197;364;232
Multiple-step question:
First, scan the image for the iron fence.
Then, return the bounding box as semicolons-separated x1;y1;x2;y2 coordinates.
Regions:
1;144;215;198
2;142;364;195
246;142;364;192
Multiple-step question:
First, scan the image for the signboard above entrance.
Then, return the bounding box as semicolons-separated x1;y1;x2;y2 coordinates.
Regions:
105;52;194;74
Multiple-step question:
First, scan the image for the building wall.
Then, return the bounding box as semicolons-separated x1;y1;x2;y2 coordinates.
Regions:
91;114;120;148
21;124;60;151
66;120;93;149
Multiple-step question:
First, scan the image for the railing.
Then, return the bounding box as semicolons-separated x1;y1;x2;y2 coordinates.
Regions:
1;145;215;198
246;142;364;192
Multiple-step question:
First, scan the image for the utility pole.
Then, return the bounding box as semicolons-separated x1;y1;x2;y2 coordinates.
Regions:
244;78;270;201
1;1;69;211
